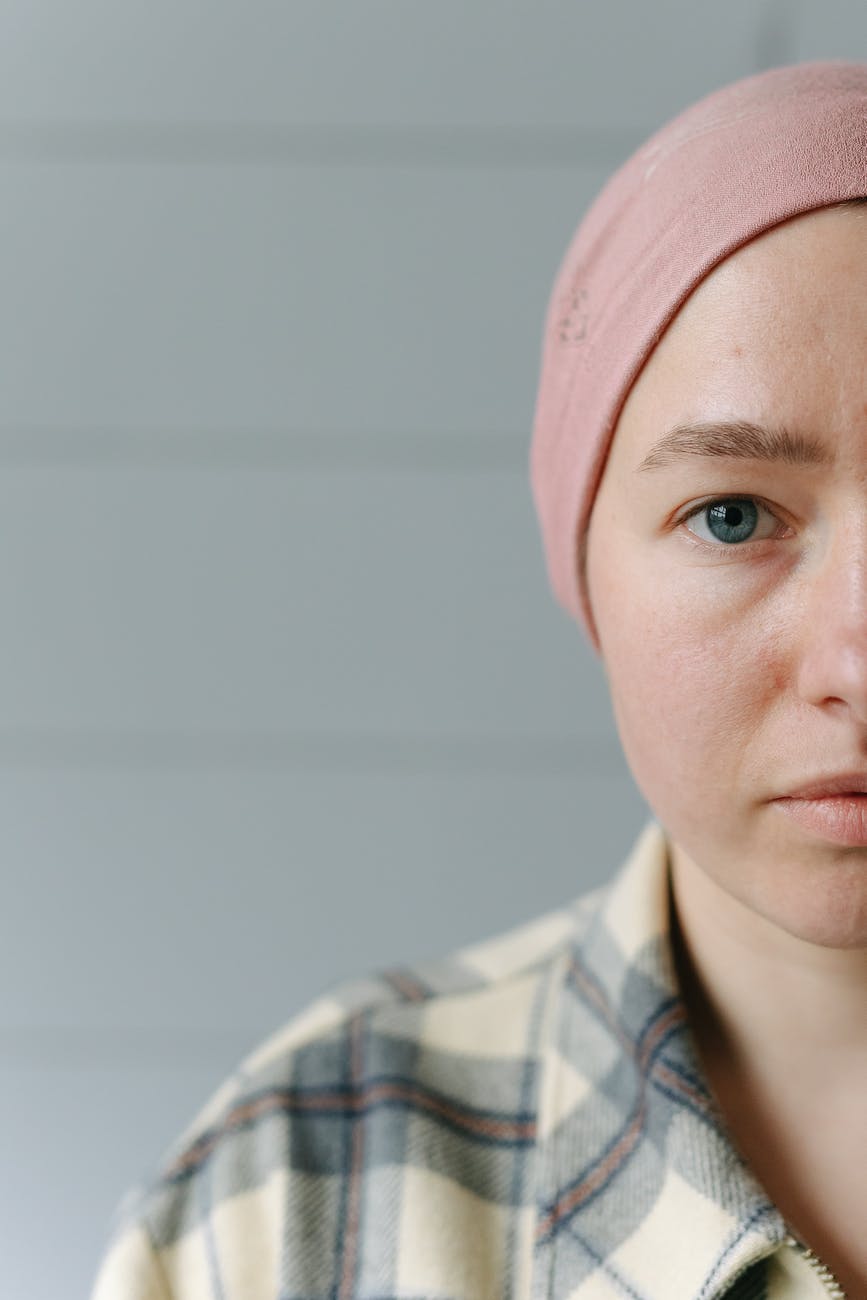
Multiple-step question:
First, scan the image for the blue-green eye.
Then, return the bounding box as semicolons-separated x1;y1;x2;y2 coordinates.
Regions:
683;497;779;545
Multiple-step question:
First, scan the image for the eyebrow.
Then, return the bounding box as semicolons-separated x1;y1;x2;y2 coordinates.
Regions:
634;420;833;473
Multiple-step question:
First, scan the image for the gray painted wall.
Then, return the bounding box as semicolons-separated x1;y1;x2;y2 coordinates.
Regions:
0;4;863;1296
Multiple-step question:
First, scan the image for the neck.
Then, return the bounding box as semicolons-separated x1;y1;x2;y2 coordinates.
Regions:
666;840;867;1296
667;843;867;1076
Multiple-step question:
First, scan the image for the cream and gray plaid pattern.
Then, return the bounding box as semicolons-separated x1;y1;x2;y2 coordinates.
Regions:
91;821;827;1299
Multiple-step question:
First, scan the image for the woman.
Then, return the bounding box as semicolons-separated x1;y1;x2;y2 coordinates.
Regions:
92;61;866;1298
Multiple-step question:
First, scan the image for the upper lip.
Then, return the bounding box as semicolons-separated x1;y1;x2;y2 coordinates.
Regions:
777;772;867;799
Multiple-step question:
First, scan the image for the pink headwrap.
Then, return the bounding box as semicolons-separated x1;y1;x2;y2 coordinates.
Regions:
529;60;867;650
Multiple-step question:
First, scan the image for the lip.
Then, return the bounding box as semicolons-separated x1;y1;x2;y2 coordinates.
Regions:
773;778;867;846
778;772;867;799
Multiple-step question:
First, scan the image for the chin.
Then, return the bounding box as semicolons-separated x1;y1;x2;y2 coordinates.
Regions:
663;808;867;951
753;858;867;950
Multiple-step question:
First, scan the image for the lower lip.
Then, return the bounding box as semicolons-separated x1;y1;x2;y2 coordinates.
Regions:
773;794;867;846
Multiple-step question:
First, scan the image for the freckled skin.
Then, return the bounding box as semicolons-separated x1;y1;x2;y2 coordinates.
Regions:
585;205;867;950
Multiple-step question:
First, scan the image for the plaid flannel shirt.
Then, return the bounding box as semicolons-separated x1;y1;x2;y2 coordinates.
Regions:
90;820;835;1299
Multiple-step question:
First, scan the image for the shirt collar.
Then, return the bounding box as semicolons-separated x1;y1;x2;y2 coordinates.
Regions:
536;819;789;1298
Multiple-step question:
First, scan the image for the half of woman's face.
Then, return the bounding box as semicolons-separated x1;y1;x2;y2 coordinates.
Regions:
585;204;867;950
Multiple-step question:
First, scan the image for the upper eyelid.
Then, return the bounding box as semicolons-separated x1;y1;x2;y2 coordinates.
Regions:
680;493;781;521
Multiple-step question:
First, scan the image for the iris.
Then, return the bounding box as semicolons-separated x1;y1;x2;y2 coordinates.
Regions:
705;498;759;543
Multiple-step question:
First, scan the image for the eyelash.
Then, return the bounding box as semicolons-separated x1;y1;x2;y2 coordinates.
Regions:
678;495;788;549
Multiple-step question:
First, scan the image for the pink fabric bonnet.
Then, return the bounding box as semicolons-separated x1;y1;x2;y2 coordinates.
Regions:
529;60;867;650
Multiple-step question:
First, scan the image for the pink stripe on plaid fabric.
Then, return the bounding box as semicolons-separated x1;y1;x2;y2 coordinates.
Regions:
536;999;687;1242
164;1075;538;1182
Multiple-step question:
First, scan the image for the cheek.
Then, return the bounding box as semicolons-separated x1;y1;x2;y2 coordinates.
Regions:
595;562;778;818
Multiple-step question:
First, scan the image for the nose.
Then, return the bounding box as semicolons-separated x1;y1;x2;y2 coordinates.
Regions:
796;521;867;726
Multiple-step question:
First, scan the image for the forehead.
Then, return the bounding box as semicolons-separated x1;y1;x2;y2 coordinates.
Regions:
670;205;867;348
610;205;867;461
